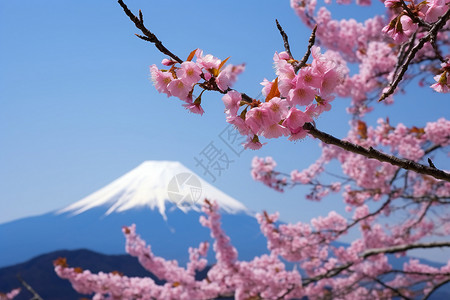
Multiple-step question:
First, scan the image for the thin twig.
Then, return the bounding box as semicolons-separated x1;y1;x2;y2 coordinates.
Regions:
303;262;353;286
428;158;437;169
17;274;43;300
275;19;294;59
361;241;450;258
372;276;412;300
303;122;450;182
422;278;450;300
117;0;183;63
295;25;317;72
424;144;442;155
393;32;417;79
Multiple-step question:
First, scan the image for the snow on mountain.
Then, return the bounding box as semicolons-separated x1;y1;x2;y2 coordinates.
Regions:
58;161;248;219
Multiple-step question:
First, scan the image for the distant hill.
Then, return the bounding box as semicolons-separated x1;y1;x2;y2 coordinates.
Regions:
0;249;214;300
0;249;152;299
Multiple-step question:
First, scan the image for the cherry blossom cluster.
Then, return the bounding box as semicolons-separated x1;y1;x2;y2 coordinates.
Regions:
150;49;245;115
250;156;287;191
56;198;450;299
291;0;450;117
0;289;20;300
223;46;345;149
55;200;304;300
383;0;450;43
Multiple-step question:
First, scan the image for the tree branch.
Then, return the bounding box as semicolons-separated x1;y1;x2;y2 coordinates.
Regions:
276;19;294;60
372;276;412;300
17;274;43;300
295;25;317;72
117;0;183;63
303;123;450;182
361;241;450;258
422;278;450;300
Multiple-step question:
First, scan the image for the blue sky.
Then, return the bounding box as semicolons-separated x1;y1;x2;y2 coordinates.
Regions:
1;1;449;261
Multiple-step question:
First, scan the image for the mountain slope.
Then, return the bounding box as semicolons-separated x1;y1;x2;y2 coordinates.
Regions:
58;161;248;219
0;206;267;268
0;249;169;300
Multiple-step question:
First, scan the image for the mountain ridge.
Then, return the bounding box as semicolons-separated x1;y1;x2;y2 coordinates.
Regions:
57;160;249;219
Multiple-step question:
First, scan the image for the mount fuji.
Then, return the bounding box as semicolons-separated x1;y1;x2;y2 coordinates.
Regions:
0;161;267;268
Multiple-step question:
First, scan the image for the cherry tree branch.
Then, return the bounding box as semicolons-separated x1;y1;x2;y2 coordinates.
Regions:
303;242;450;288
422;278;450;300
275;19;317;72
295;25;317;72
372;276;412;300
17;275;43;300
117;0;183;64
303;123;450;182
276;19;294;60
361;241;450;258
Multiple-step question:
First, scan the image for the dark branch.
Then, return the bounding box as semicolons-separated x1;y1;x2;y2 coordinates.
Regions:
303;262;353;286
295;25;317;72
372;277;412;300
428;158;437;169
17;274;43;300
275;19;294;60
117;0;183;63
361;242;450;258
422;278;450;300
303;122;450;182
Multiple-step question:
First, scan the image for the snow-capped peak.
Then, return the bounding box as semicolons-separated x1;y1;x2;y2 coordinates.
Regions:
58;161;248;219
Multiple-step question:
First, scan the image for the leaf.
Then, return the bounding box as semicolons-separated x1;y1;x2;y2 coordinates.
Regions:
357;120;367;140
186;48;197;62
265;77;280;102
218;56;230;71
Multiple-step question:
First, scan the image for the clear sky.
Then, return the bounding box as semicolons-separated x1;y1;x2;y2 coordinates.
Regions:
0;1;448;260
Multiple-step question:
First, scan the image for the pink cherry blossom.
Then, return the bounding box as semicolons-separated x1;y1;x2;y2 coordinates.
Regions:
382;15;418;44
167;79;192;101
243;135;265;150
216;64;245;91
150;64;174;97
287;84;316;106
424;0;449;23
176;61;202;87
282;107;313;134
182;99;204;115
195;49;221;70
245;106;272;135
222;90;242;116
